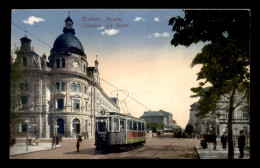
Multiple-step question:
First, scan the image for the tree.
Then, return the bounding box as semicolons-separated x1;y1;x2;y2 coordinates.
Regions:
168;10;250;159
184;123;194;135
146;122;164;133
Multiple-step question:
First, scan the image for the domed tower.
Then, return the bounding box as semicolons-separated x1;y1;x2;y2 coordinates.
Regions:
48;15;91;138
48;15;88;74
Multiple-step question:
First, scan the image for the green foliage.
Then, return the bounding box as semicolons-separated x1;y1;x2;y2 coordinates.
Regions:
184;123;194;135
169;9;250;112
146;122;164;133
169;10;250;159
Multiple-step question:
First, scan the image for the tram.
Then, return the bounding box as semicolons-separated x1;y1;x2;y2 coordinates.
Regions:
95;111;146;151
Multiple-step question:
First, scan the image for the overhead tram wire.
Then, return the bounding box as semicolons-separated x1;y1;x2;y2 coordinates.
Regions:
100;78;152;112
12;22;52;49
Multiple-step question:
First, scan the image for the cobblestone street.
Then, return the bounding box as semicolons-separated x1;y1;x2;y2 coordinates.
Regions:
10;133;200;159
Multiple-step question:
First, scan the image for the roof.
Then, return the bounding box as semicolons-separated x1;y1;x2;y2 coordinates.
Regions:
141;111;165;117
53;32;84;54
65;16;73;23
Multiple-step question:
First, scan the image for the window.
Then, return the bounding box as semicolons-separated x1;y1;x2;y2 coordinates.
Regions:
120;119;125;130
73;99;80;111
127;120;132;130
138;122;142;131
20;83;29;91
114;118;119;132
133;121;137;130
56;59;60;68
97;119;107;132
242;113;248;119
21;96;28;107
20;83;24;91
23;57;27;66
84;86;87;94
57;99;64;110
141;122;145;131
61;82;65;91
76;84;81;92
71;83;76;92
62;58;65;68
22;123;28;132
56;82;60;90
83;64;85;72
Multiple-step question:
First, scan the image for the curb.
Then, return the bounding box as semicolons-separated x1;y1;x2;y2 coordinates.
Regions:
194;146;200;159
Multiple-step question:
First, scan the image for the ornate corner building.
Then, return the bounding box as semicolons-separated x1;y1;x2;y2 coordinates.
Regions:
10;16;120;138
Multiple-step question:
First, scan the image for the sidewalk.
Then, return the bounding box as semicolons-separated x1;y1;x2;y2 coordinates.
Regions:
9;143;61;156
195;145;250;159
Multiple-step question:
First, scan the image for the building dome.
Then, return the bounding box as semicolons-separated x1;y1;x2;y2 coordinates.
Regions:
53;32;84;54
51;15;85;56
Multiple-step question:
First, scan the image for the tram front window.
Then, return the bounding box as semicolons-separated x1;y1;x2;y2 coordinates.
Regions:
97;119;107;132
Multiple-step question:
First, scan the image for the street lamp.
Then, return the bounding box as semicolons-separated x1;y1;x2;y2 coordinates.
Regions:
25;119;30;151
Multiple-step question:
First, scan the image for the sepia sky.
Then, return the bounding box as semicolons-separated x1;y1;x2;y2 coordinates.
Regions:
11;9;207;128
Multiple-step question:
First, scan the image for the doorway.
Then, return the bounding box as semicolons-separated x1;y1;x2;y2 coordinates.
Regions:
57;118;64;135
72;118;80;137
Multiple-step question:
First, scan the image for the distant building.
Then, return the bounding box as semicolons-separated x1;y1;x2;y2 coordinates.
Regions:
140;110;174;130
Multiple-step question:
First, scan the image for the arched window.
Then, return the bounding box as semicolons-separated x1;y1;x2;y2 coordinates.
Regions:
71;83;76;92
76;83;81;92
61;82;65;91
56;82;60;90
62;58;65;68
56;59;60;68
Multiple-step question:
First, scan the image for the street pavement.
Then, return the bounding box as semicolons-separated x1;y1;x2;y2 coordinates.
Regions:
10;134;200;159
10;134;250;159
195;145;250;159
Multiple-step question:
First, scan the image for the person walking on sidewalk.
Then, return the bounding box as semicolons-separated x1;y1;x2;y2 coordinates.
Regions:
220;133;227;150
76;134;82;152
238;130;246;158
59;134;62;143
52;134;56;149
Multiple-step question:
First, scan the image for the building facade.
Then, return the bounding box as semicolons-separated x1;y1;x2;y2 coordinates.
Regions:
10;16;120;139
188;92;250;139
140;110;174;130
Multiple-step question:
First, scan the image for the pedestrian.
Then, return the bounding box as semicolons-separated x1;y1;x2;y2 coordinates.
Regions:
76;140;80;152
59;134;62;143
83;132;86;139
76;134;82;152
56;135;59;145
52;134;56;149
238;130;246;158
220;132;227;150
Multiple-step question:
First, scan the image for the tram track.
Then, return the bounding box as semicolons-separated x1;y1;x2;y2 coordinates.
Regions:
148;137;180;158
